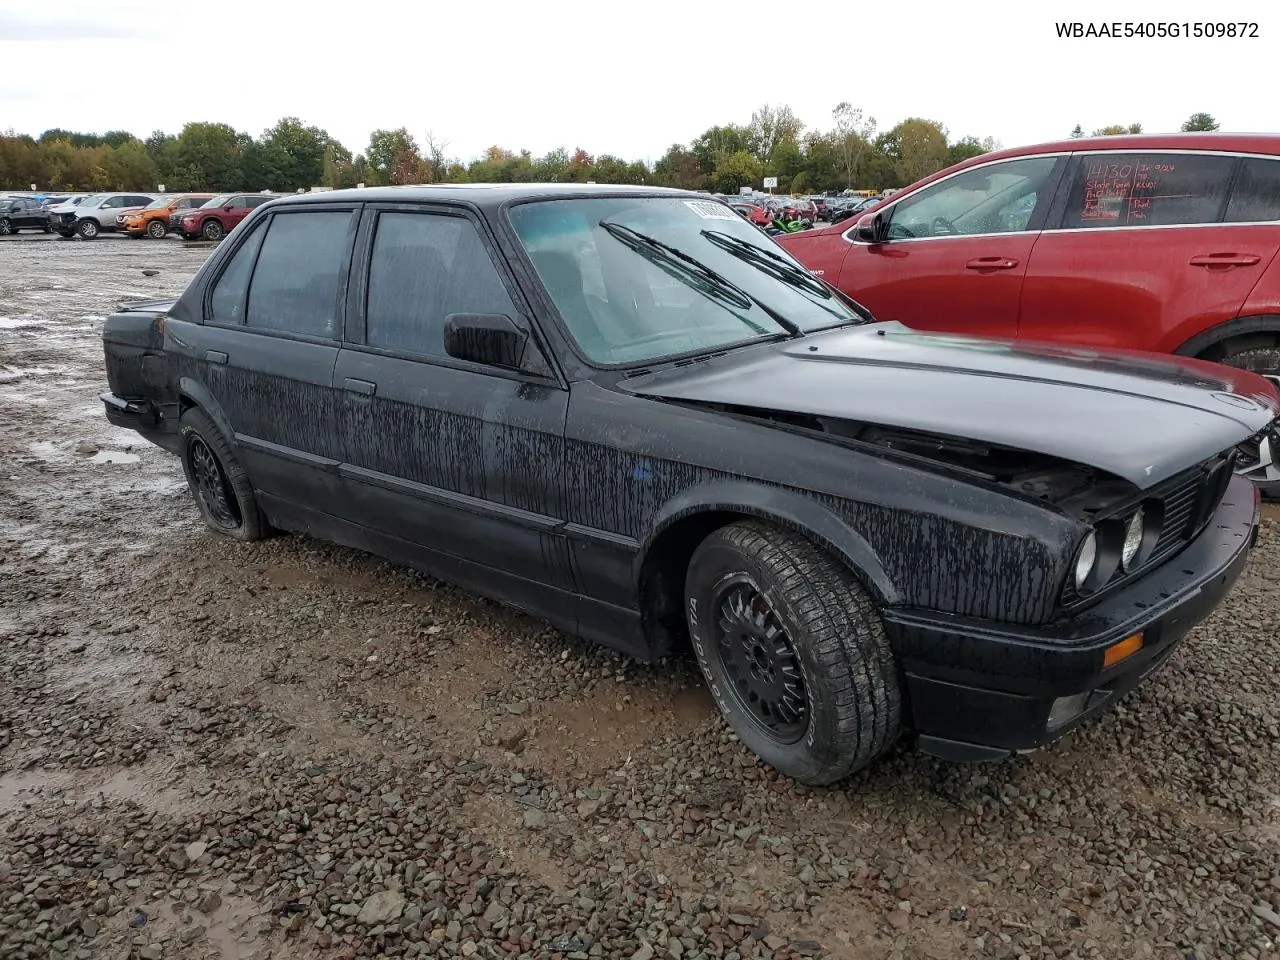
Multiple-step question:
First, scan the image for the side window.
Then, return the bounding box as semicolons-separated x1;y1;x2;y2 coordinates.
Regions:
209;220;267;324
365;212;517;357
885;157;1058;239
100;196;122;209
129;196;152;207
246;196;271;208
1060;152;1235;229
1225;157;1280;222
246;211;352;339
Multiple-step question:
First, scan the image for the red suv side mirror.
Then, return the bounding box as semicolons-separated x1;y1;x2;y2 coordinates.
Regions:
853;212;883;243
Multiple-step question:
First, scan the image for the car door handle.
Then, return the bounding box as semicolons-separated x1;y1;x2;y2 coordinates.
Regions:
205;350;228;365
1189;253;1262;268
343;378;376;396
965;257;1019;270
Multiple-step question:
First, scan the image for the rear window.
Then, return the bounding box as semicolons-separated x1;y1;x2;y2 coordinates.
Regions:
1224;157;1280;222
1060;153;1235;228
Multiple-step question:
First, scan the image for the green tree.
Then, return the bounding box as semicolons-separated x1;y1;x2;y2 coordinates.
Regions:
175;121;245;190
690;124;750;176
831;102;877;189
1182;112;1219;132
1092;123;1143;136
259;116;332;191
653;144;703;190
366;127;420;185
710;150;763;195
747;103;803;163
887;118;949;185
99;138;157;190
947;136;988;165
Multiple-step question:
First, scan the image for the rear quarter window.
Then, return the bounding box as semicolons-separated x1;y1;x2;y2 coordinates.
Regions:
1225;157;1280;222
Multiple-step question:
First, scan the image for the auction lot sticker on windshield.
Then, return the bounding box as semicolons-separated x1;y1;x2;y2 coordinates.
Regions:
684;200;739;220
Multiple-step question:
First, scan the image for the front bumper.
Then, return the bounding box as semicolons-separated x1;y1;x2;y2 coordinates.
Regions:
883;475;1260;761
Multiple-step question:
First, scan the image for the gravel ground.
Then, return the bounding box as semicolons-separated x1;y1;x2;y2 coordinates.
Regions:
1;235;1279;960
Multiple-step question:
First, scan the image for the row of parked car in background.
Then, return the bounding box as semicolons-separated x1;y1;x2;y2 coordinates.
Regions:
710;190;892;235
0;190;281;240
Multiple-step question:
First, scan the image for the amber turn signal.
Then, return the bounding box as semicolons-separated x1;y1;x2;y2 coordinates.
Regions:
1103;632;1144;669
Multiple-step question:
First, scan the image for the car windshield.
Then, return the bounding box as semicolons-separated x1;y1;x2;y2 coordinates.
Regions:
202;195;234;208
508;196;866;365
145;196;174;210
78;194;107;207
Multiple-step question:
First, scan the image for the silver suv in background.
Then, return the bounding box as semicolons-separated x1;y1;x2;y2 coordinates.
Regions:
47;193;156;239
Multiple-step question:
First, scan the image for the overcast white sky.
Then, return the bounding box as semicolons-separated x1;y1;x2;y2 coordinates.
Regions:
0;0;1273;164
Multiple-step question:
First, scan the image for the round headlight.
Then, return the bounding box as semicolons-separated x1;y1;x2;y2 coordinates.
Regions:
1121;509;1144;571
1074;530;1098;589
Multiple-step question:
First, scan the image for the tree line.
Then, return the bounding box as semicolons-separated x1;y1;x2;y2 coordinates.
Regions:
0;108;1222;196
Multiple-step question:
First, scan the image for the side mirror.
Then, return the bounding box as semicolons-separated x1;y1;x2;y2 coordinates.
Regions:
443;313;529;370
224;204;234;211
853;212;884;243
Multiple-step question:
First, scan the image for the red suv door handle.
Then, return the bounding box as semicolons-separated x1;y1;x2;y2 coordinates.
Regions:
966;257;1019;270
1189;253;1262;268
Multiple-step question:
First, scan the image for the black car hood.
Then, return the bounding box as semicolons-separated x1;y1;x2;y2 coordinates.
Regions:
620;322;1280;489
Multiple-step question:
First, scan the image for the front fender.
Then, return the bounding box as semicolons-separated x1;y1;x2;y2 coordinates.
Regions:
634;479;899;605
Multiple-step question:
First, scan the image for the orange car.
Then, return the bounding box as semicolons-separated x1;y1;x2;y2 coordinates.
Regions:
119;193;214;239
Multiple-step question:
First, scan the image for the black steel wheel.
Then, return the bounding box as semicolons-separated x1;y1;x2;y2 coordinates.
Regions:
178;406;269;541
711;576;808;743
685;520;902;785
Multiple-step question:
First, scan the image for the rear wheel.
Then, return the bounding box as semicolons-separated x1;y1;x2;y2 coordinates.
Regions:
76;218;99;239
685;520;902;785
0;218;12;236
178;407;268;541
146;219;167;239
201;219;224;241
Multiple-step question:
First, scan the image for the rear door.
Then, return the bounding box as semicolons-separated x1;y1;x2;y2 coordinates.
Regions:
332;203;572;602
835;154;1067;338
1018;150;1280;352
180;205;360;509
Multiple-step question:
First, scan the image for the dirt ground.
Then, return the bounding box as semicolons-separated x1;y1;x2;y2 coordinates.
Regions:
1;235;1279;960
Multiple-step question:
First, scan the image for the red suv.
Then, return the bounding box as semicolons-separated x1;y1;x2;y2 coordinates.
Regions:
178;193;276;241
779;133;1280;394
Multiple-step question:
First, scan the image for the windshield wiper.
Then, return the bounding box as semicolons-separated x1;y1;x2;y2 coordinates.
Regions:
700;229;832;298
598;221;802;337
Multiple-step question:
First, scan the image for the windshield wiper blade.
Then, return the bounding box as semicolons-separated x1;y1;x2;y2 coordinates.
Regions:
598;220;802;337
699;229;832;298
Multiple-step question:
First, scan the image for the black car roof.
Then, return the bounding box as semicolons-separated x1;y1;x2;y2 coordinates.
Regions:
266;182;703;212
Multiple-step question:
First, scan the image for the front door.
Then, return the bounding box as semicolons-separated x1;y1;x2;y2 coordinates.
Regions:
333;204;573;605
1019;151;1280;352
837;154;1066;339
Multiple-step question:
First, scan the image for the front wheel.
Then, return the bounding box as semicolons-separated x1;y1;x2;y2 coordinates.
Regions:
146;219;167;239
0;218;12;236
685;521;902;785
76;218;99;239
1219;345;1280;499
201;219;224;241
178;407;268;541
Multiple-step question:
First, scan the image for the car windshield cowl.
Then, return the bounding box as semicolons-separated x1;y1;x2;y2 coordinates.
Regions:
508;196;863;367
